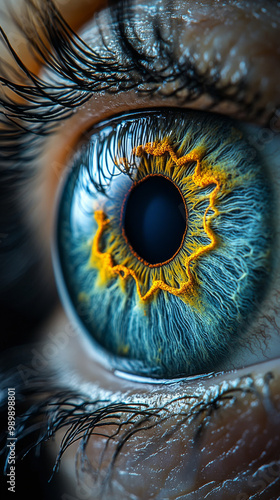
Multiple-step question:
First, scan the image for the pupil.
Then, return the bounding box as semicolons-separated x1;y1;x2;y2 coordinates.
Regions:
123;175;187;265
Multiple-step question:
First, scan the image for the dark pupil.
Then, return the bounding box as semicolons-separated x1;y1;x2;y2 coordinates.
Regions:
123;175;187;265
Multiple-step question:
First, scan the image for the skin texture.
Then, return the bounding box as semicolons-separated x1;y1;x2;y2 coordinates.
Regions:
0;1;280;499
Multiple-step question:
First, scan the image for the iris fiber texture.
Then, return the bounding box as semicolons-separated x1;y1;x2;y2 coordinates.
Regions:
57;109;272;377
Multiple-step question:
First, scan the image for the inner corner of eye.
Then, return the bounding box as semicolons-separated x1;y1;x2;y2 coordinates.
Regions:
53;108;275;379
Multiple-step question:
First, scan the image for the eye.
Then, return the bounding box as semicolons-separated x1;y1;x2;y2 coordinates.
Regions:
1;0;279;384
54;107;275;378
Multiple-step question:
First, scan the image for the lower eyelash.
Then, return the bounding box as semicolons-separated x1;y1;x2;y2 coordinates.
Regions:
0;360;274;494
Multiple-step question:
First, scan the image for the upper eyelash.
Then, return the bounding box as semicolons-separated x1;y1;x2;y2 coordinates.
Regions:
0;0;265;140
0;0;258;179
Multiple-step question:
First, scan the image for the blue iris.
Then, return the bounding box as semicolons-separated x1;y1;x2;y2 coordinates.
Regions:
56;109;273;378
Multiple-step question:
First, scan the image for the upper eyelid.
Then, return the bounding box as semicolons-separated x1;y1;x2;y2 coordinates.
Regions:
0;0;278;138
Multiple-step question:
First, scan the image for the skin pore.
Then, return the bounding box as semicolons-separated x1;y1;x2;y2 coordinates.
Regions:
0;0;280;499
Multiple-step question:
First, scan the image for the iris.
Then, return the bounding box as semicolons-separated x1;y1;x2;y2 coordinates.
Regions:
56;109;273;378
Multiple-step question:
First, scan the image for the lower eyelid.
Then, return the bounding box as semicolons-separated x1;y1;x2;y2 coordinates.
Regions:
37;306;280;400
41;309;280;498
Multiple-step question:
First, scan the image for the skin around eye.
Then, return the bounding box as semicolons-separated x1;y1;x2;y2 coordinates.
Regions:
32;305;280;500
59;0;280;123
0;1;280;499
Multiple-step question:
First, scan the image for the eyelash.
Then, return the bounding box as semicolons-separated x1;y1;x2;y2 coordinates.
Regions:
0;0;262;139
0;363;268;489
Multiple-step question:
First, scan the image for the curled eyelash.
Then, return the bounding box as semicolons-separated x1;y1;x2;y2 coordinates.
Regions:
0;0;267;139
72;110;174;197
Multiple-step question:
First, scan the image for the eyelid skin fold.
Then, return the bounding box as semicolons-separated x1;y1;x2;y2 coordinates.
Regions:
1;316;279;500
77;0;280;123
0;0;279;136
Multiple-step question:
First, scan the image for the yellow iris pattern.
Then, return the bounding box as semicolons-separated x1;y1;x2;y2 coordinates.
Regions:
88;138;231;305
57;107;273;377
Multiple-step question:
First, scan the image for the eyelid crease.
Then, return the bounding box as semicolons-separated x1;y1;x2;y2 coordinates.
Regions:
0;0;275;142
